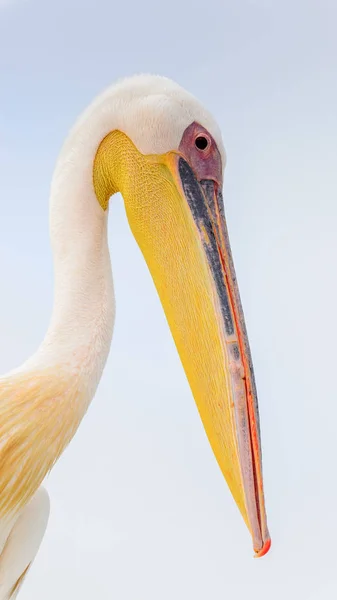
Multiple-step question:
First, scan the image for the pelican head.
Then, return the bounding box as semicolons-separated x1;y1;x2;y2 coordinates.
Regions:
0;76;270;572
78;75;269;556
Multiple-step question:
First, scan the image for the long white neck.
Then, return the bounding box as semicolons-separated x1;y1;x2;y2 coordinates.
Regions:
18;127;115;401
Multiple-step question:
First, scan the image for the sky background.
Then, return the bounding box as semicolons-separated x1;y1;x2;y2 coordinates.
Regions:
1;0;337;598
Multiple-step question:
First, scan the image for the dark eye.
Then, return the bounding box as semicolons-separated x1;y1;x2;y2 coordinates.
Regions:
195;136;209;151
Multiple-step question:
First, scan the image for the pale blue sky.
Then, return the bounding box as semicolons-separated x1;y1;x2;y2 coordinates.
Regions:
1;0;337;598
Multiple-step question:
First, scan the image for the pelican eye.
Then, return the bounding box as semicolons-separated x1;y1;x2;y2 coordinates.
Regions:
195;135;209;151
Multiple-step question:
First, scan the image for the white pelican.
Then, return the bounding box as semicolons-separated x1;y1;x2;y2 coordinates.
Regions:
0;74;270;597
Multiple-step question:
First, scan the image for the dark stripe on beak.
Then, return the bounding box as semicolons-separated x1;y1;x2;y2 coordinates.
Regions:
178;158;235;337
199;177;263;449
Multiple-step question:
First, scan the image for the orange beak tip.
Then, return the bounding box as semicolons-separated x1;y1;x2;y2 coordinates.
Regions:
253;538;272;558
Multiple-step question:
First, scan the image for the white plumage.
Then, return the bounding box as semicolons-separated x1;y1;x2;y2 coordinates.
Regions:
0;74;227;597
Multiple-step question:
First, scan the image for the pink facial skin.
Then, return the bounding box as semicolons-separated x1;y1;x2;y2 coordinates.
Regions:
178;122;223;186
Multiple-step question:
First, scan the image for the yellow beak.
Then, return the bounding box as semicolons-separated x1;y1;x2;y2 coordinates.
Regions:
94;130;271;557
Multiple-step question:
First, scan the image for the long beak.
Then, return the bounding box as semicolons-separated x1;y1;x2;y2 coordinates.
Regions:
176;156;270;556
97;131;271;556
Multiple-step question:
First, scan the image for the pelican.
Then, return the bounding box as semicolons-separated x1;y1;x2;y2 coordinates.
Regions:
0;74;270;597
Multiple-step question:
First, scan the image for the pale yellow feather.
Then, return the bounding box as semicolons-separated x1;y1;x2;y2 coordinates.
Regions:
0;369;85;517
